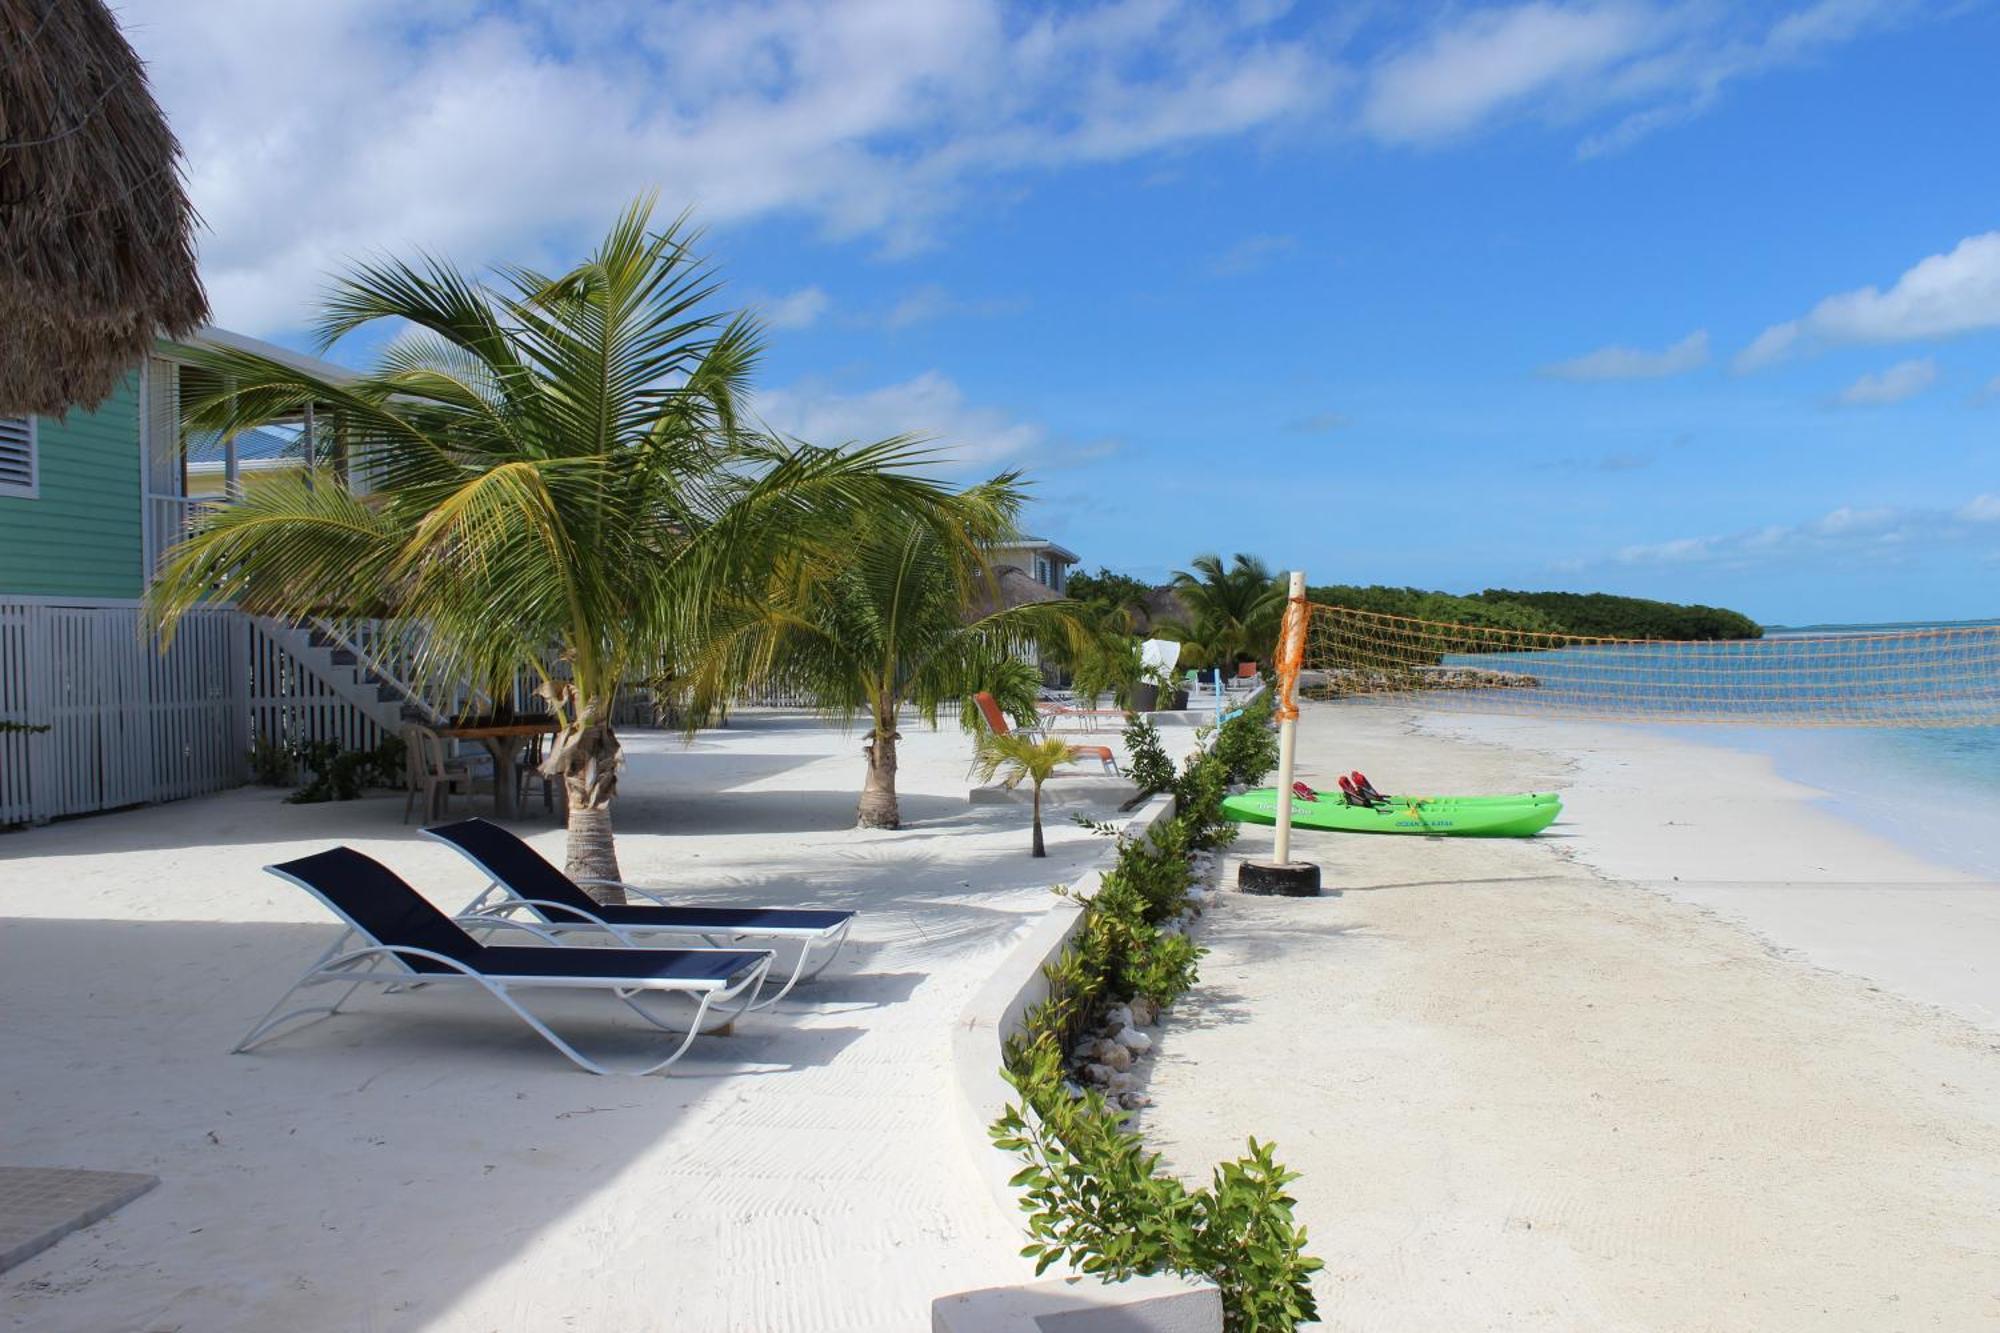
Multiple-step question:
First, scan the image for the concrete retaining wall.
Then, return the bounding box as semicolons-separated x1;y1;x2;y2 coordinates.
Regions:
940;789;1222;1331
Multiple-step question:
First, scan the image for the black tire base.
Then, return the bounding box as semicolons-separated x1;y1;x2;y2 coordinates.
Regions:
1238;860;1322;897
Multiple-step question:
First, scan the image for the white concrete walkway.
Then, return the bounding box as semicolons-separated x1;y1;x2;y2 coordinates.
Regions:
0;712;1187;1332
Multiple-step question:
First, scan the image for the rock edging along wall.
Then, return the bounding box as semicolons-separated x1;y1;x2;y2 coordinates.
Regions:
947;789;1181;1226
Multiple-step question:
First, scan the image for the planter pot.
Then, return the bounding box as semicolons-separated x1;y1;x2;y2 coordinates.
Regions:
1166;689;1189;710
1131;682;1160;712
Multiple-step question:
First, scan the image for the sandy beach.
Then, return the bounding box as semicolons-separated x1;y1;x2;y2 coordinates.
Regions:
7;698;1998;1331
0;712;1187;1332
1141;701;2000;1331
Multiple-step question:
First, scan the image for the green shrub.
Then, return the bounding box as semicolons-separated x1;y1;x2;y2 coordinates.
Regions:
1211;696;1279;787
1123;714;1176;797
249;736;296;786
1171;749;1236;852
286;735;407;804
995;1050;1322;1331
994;764;1320;1329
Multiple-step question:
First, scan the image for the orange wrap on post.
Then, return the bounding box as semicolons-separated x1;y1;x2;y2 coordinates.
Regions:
1272;579;1309;723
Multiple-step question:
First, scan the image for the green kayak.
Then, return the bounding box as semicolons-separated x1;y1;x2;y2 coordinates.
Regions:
1222;788;1561;837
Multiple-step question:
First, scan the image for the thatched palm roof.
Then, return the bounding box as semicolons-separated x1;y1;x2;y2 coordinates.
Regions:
0;0;207;414
968;564;1062;619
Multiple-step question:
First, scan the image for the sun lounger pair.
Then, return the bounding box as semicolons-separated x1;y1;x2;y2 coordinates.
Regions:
235;820;855;1076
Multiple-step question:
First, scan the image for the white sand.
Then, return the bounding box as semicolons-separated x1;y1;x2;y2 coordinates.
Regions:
1434;713;2000;1028
0;712;1187;1332
1140;702;2000;1331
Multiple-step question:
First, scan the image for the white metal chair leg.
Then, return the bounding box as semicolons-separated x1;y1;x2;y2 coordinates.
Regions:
233;942;770;1077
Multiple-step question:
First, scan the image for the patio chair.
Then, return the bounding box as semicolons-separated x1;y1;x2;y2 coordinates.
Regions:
402;723;473;824
972;692;1119;773
515;730;561;817
421;818;855;1009
235;846;773;1076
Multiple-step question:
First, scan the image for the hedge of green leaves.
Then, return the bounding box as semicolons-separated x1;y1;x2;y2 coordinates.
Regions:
991;706;1321;1331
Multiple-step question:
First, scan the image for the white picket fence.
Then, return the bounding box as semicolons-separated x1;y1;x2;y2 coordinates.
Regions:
0;598;250;825
246;619;390;756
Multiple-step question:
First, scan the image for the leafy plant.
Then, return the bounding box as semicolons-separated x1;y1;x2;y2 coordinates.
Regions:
1211;695;1279;787
249;736;296;786
1159;553;1285;671
974;732;1078;857
1171;748;1237;852
1123;715;1175;798
0;720;50;736
960;655;1045;733
1067;628;1143;710
993;754;1321;1329
687;496;1069;829
284;735;407;804
151;197;984;890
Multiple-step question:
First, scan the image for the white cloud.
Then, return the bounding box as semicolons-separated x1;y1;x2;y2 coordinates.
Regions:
106;2;1957;335
1210;233;1297;277
1284;411;1350;434
1738;232;2000;371
1835;357;1938;406
759;286;831;330
1361;1;1932;155
753;370;1114;474
1542;329;1708;381
870;283;1023;330
1575;0;1918;158
1611;493;1997;568
119;0;1338;332
1363;3;1653;143
881;285;957;330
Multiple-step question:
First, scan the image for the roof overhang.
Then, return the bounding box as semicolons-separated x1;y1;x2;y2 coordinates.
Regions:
155;325;357;384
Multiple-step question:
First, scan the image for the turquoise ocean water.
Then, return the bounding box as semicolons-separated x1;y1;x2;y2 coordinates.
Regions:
1444;621;2000;877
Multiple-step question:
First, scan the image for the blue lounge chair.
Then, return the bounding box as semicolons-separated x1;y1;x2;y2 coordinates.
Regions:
237;846;773;1075
420;818;855;1008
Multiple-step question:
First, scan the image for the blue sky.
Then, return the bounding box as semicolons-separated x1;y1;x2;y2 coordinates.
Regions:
126;1;2000;624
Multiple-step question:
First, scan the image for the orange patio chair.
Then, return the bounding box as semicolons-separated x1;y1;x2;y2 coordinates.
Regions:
972;692;1120;774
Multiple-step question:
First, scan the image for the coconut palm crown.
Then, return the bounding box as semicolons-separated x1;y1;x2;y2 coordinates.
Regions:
972;731;1076;857
1162;552;1285;670
149;197;982;887
687;497;1077;830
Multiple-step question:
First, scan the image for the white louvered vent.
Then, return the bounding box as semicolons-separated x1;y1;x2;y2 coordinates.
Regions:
0;416;35;496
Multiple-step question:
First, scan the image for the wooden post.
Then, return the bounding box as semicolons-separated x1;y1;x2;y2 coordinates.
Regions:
1238;569;1320;895
300;401;316;490
1273;570;1305;865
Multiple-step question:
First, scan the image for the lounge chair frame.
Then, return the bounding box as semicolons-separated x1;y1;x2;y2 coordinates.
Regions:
235;864;773;1076
452;875;852;1010
419;820;853;1010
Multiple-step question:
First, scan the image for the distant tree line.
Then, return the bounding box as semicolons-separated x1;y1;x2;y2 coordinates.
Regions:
1305;584;1762;640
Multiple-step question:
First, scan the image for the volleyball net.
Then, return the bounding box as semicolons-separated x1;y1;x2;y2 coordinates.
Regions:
1298;603;2000;728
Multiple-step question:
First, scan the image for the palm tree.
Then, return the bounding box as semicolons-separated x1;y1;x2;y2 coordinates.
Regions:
972;733;1076;857
149;197;975;889
1162;552;1285;670
690;495;1073;829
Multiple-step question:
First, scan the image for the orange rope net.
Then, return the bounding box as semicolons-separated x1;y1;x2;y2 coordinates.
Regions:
1301;603;2000;728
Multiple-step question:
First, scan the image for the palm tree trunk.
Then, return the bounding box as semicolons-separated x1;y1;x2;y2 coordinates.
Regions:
1031;782;1046;858
564;790;622;900
547;694;625;901
858;722;901;829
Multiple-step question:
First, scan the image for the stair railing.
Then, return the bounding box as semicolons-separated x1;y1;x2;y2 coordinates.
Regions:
307;616;450;725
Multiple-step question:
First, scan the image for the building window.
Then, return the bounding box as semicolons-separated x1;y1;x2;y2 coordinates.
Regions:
0;416;36;498
1035;556;1050;586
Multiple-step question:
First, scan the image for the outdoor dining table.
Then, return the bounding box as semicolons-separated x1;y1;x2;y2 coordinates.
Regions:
436;715;558;820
